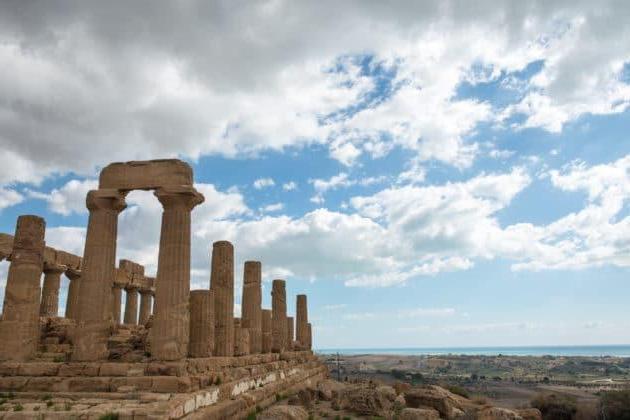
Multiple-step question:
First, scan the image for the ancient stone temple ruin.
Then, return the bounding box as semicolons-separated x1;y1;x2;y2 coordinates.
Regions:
0;160;321;419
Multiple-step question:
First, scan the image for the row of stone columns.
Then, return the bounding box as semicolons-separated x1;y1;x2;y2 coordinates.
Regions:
186;240;313;358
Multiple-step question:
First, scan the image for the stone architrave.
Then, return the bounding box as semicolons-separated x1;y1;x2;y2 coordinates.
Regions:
138;288;153;324
296;295;309;349
271;279;287;353
111;283;124;324
209;241;234;357
286;316;294;350
64;268;81;319
262;309;272;353
189;290;215;357
241;261;262;354
0;215;46;361
40;262;66;317
123;285;139;325
150;186;204;361
72;189;126;361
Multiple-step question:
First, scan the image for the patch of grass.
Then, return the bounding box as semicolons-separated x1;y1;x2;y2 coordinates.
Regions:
41;394;52;401
14;403;23;412
256;405;262;413
246;412;256;420
215;377;222;386
64;402;71;411
53;356;66;363
99;414;119;420
275;393;282;402
34;406;40;411
46;401;54;408
531;393;577;419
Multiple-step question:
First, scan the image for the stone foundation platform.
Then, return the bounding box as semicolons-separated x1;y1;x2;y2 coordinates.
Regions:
0;351;327;419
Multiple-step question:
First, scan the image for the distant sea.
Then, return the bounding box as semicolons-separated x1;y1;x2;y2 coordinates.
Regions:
316;345;630;357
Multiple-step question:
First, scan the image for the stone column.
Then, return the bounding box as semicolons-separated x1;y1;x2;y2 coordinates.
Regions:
123;285;139;325
150;186;204;361
0;215;46;361
287;316;294;350
111;283;124;324
233;318;250;356
189;290;214;357
72;189;126;361
241;261;262;354
40;262;66;317
306;323;312;350
138;288;152;324
262;309;272;353
209;240;234;357
64;268;81;319
271;279;287;353
296;294;309;349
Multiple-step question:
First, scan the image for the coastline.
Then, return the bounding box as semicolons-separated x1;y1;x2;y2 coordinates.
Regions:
316;344;630;357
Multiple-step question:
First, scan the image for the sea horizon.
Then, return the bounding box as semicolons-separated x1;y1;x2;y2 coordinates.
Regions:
315;344;630;357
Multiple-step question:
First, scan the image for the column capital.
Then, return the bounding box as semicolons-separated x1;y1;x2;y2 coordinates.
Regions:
112;282;126;290
43;262;67;274
124;284;139;292
139;287;152;295
154;186;204;210
65;268;82;281
86;189;127;213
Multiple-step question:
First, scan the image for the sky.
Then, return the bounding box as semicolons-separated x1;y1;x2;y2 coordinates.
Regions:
0;1;629;349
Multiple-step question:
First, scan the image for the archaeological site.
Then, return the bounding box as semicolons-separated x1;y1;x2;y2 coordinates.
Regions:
0;160;324;419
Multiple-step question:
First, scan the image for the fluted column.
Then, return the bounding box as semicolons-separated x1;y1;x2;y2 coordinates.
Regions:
242;261;262;354
306;322;312;349
0;215;46;361
234;317;250;356
287;316;294;350
40;262;66;317
271;279;287;353
138;288;152;324
72;189;126;361
150;186;204;361
111;283;123;324
262;309;272;353
123;285;139;325
189;290;214;357
210;241;234;356
296;295;309;350
65;268;81;319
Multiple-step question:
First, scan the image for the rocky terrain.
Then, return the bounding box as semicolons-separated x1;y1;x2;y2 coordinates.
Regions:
256;379;543;419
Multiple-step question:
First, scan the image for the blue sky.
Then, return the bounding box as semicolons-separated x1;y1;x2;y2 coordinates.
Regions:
0;1;629;348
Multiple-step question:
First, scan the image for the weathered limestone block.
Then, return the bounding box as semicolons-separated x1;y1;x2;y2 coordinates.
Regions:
189;290;215;358
296;294;309;349
40;262;66;317
242;260;262;354
210;240;234;357
262;309;272;353
119;259;144;276
0;215;46;361
72;189;127;361
123;285;139;325
99;159;193;190
0;232;13;260
271;279;287;353
64;268;81;319
150;186;204;361
287;316;294;350
233;318;250;356
56;250;81;270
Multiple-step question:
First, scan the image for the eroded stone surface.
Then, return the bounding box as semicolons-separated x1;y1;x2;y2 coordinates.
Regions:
0;215;46;361
189;290;214;358
210;240;234;357
272;280;288;353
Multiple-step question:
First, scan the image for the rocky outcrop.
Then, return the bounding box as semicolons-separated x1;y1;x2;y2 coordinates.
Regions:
258;405;309;420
